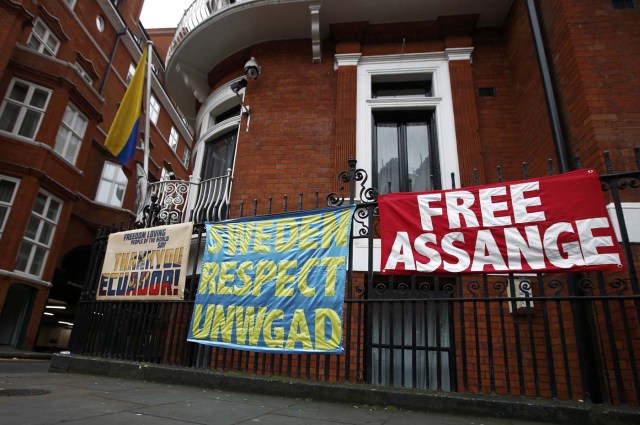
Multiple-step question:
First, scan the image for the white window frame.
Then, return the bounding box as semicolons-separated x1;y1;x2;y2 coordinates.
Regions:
353;51;464;192
149;95;160;125
0;78;51;140
169;126;179;151
96;161;128;207
0;175;20;238
28;19;61;57
75;62;93;85
348;50;470;273
182;146;191;168
63;0;77;9
54;103;88;164
193;78;243;180
125;62;136;84
14;190;62;278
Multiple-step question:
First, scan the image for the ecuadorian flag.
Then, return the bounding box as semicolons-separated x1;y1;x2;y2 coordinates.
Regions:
104;47;148;164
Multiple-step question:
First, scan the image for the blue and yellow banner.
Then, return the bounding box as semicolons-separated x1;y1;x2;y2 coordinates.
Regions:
188;205;355;354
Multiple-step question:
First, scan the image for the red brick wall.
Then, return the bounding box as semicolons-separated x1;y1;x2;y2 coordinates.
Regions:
0;0;189;352
538;0;640;173
208;40;338;212
147;28;174;64
472;29;523;183
502;0;558;178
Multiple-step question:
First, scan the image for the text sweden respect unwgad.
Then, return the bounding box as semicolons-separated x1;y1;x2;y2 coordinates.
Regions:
188;206;355;354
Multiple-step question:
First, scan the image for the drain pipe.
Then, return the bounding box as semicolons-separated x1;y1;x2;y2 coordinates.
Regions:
526;2;605;403
525;0;570;173
99;30;127;95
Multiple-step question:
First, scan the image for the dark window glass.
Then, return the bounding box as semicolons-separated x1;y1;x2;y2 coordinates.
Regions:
612;0;635;9
201;130;237;180
372;79;432;98
214;105;241;124
373;110;439;194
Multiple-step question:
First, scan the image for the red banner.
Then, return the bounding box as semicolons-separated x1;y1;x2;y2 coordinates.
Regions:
379;169;624;274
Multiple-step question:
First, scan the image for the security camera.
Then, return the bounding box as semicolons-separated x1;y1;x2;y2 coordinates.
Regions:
243;57;261;79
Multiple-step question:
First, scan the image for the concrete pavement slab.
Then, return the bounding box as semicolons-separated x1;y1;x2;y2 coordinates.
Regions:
0;390;145;425
130;396;282;425
59;411;193;425
97;385;222;405
269;399;390;424
4;359;640;425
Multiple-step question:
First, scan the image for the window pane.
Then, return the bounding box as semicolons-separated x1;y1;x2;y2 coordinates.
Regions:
114;184;125;204
75;114;88;134
18;109;41;138
0;180;16;202
30;89;49;109
406;121;430;192
33;21;46;36
0;207;7;229
55;126;70;152
96;181;110;203
104;162;116;178
115;167;127;184
33;193;47;215
371;76;433;98
65;137;80;162
47;199;61;220
62;106;75;124
45;37;58;53
376;123;400;194
24;216;40;239
0;103;20;132
28;37;42;51
150;96;160;124
30;246;47;275
202;133;236;179
15;242;32;271
183;148;191;167
126;63;135;84
169;127;178;150
9;82;28;102
39;222;54;244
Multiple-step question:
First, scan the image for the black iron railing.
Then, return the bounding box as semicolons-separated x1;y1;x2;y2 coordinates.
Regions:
69;150;640;406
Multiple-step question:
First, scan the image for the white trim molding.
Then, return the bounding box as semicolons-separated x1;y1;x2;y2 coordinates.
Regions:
0;270;52;288
445;47;474;62
334;53;362;70
355;52;461;192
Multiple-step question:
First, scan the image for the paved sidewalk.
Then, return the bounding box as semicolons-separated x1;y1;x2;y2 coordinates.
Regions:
0;344;52;360
1;359;557;425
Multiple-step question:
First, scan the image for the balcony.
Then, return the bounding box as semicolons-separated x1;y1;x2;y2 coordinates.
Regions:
140;171;232;226
165;0;513;123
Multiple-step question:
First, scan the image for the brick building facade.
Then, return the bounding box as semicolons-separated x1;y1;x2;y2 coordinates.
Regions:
0;0;192;351
4;0;637;409
163;0;638;211
136;0;637;405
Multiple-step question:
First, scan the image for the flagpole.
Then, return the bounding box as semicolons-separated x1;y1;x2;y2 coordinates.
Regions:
143;42;153;179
